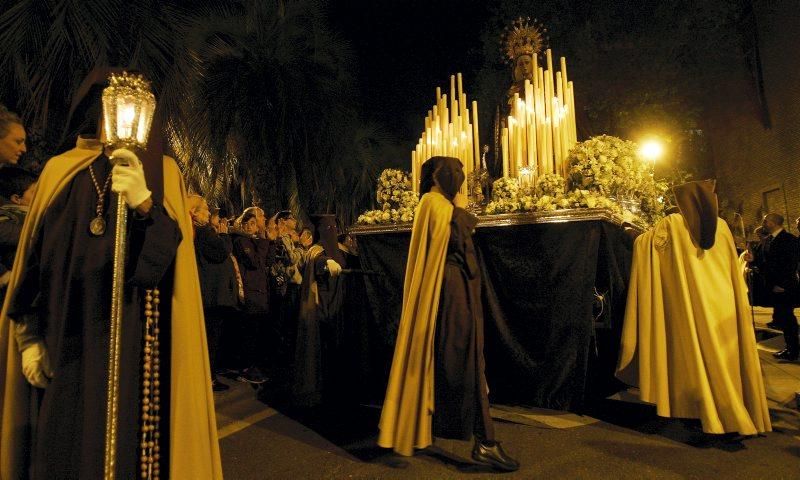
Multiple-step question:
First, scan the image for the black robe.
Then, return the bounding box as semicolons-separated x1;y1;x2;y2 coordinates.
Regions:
292;247;333;408
9;155;182;479
432;207;494;441
378;156;492;454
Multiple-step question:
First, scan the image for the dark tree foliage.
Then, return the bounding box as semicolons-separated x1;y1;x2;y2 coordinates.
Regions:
169;0;388;224
0;0;388;226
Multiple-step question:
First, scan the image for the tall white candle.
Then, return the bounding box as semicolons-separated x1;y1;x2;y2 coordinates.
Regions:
502;127;509;178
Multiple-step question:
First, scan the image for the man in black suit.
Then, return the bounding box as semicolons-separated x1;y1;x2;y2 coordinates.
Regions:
758;213;799;360
743;226;771;307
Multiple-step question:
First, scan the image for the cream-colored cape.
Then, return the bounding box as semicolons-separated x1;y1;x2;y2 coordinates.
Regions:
0;139;223;478
617;214;771;435
378;191;453;456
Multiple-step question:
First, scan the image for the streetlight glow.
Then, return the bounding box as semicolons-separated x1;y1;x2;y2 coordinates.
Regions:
639;139;664;163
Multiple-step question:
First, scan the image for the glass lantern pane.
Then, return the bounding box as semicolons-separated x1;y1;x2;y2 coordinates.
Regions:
136;99;155;145
117;96;137;141
101;94;116;143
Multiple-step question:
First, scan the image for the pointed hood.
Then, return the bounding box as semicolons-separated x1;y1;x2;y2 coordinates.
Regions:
672;179;718;249
419;156;464;201
309;213;344;265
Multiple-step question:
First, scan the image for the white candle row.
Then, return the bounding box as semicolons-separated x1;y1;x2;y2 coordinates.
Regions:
501;49;577;185
411;73;480;196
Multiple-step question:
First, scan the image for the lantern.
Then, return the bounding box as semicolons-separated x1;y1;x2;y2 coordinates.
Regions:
102;72;156;149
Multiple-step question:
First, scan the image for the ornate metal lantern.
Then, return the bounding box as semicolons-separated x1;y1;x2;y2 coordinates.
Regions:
102;72;156;149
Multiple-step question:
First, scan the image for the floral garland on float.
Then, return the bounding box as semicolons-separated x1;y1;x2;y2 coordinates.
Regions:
485;172;620;215
566;135;667;225
485;135;666;225
356;135;668;227
356;169;418;225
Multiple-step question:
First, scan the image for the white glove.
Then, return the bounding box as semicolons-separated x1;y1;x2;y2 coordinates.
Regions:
21;341;54;388
325;259;342;277
111;148;152;209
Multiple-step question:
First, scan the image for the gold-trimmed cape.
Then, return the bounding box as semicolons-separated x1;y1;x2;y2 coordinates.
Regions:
616;214;771;435
0;138;223;478
378;191;453;456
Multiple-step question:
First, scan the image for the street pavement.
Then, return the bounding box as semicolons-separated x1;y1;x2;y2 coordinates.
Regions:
214;308;800;479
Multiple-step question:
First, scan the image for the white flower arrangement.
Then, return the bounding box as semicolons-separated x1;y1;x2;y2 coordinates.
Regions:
485;177;522;214
492;177;520;201
485;198;521;214
534;173;566;198
567;135;642;198
484;135;663;225
357;168;419;225
375;169;412;208
565;135;666;225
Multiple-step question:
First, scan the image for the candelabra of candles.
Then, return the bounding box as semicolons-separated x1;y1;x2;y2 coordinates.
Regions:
500;49;577;184
410;73;481;197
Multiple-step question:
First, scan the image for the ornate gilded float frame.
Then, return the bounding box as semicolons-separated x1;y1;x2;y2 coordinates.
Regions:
350;208;636;235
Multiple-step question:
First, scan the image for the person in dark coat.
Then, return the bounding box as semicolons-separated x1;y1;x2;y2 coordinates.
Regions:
0;137;223;478
336;234;377;403
265;211;303;394
378;156;519;472
0;166;37;298
189;196;240;391
754;213;799;361
292;214;343;407
231;207;270;383
743;226;770;307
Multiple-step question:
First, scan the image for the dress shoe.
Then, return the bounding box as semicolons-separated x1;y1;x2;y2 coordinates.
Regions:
236;366;268;384
774;349;799;362
472;440;519;472
773;348;789;358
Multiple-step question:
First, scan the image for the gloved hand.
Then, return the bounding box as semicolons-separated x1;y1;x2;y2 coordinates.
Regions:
325;259;342;277
111;148;152;209
21;341;54;388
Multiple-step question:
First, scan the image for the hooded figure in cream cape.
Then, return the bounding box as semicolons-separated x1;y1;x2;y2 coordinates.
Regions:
617;180;770;435
378;157;518;472
0;137;223;479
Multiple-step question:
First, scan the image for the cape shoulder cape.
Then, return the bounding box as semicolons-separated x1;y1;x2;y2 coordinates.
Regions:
378;191;453;456
0;142;223;479
616;214;770;435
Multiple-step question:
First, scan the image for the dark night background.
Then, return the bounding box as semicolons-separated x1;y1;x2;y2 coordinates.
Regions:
0;0;781;227
330;0;488;147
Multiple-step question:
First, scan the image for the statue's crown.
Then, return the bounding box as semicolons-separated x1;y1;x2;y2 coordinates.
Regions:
501;17;545;63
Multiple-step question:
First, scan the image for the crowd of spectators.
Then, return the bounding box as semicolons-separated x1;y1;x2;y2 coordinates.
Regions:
187;197;348;395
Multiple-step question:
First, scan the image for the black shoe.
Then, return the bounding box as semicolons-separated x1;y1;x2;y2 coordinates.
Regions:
766;321;781;330
236;366;268;384
773;348;788;358
774;350;799;362
472;440;519;472
212;378;230;392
